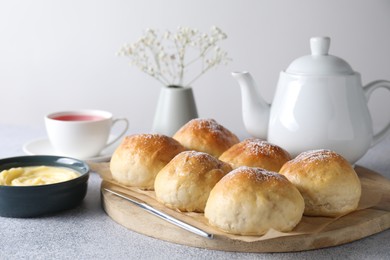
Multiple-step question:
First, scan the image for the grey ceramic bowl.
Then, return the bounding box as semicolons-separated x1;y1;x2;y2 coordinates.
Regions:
0;155;89;218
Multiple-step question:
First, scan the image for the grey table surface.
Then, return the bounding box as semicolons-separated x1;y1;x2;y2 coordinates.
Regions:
0;124;389;260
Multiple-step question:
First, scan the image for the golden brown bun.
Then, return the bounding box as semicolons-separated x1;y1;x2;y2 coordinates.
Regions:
173;118;239;157
204;166;304;235
219;138;291;172
110;134;186;190
154;151;232;212
279;149;361;217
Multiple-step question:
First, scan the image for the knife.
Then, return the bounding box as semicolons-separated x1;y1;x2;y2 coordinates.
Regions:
103;187;214;239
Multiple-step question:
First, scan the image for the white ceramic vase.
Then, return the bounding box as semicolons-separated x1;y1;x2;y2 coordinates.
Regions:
152;86;198;136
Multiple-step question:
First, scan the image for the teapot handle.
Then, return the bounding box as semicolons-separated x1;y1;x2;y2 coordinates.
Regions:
363;80;390;146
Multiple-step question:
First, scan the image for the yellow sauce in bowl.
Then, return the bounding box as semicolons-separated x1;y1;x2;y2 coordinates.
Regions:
0;166;79;186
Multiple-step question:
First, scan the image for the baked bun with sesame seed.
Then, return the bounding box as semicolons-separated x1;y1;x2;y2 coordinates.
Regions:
279;149;361;217
154;151;232;212
173;118;240;158
219;138;291;172
204;166;304;236
110;134;186;190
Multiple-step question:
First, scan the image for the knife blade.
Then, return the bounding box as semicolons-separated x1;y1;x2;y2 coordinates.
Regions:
103;187;214;239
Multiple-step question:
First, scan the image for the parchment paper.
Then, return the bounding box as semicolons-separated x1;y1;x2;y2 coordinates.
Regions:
90;162;388;243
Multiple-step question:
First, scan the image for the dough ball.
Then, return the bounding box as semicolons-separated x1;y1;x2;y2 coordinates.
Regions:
173;118;239;157
110;134;186;190
204;166;304;235
154;151;232;212
219;138;291;171
279;149;361;217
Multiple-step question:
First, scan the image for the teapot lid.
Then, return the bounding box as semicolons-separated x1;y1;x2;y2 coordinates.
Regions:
285;37;354;75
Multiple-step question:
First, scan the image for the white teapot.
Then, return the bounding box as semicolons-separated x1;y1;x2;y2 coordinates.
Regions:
232;36;390;164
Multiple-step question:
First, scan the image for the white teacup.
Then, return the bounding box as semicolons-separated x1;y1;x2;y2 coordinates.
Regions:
45;109;129;159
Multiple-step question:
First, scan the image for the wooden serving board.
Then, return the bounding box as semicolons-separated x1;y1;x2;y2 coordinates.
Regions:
98;165;390;252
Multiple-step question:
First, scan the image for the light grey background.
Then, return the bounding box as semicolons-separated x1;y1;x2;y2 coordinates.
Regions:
1;0;389;136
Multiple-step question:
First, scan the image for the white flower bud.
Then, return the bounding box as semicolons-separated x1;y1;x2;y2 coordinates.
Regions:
119;26;230;86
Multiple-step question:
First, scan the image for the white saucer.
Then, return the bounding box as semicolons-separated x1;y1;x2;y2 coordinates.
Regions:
23;135;118;162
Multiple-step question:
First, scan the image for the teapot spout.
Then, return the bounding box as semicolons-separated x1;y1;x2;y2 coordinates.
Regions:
232;71;270;139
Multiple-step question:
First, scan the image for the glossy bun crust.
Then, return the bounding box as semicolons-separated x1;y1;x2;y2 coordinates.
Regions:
110;134;186;190
219;138;291;172
204;167;304;235
279;149;361;217
154;151;232;212
173;118;239;157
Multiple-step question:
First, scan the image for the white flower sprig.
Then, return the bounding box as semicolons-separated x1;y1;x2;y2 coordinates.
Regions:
118;26;230;87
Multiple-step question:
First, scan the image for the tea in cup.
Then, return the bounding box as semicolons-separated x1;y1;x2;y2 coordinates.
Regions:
45;109;129;159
